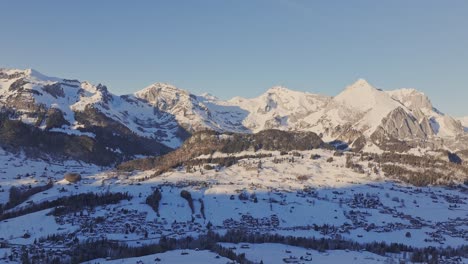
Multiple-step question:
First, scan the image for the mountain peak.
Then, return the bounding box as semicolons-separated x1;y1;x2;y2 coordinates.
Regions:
0;68;32;78
266;85;291;93
144;82;180;91
135;82;189;98
27;68;59;81
199;92;219;101
335;79;381;103
263;86;311;97
0;68;63;83
386;88;433;111
346;78;375;91
333;78;403;133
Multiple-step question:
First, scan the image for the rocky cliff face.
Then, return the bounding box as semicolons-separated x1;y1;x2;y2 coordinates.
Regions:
379;107;433;140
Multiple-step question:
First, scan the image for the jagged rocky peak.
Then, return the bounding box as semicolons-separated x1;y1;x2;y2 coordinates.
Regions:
228;85;330;127
0;68;27;79
387;88;433;111
229;86;296;104
136;82;190;98
134;82;195;108
262;85;326;102
379;106;433;139
1;68;78;96
1;69;37;85
265;85;295;94
263;85;329;100
0;68;46;79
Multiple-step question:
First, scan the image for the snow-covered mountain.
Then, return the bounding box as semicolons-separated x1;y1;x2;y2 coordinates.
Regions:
135;82;250;133
386;88;463;137
226;86;330;132
330;79;402;133
1;130;467;263
0;68;185;164
0;68;183;147
1;67;466;159
135;83;331;134
135;78;466;152
1;68;467;264
458;116;468;129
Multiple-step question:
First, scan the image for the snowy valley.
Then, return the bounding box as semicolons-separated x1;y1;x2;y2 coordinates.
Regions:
0;68;467;263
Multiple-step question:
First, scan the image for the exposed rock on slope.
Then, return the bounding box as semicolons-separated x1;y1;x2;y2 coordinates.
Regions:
2;67;467;158
387;88;433;111
378;107;433;140
0;68;186;165
135;82;250;133
226;86;330;132
134;78;467;153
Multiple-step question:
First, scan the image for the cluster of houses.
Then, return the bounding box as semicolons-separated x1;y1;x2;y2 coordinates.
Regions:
54;205;208;243
222;214;280;229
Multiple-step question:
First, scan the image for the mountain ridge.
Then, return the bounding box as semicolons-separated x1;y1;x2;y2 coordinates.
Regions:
1;67;467;163
0;68;187;165
135;76;466;153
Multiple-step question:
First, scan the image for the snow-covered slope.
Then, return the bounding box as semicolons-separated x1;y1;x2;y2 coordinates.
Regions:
457;116;468;129
135;83;331;134
135;82;250;133
0;68;191;165
387;88;464;138
135;78;467;152
301;78;411;145
1;144;466;263
331;79;403;133
386;88;433;111
2;67;466;154
0;68;183;148
135;83;332;133
226;86;330;132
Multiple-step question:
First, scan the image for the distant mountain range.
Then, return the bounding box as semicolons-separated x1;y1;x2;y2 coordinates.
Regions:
137;78;468;150
1;68;467;164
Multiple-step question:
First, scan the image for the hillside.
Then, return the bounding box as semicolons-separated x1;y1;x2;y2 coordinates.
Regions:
1;67;467;165
134;76;467;155
0;67;467;263
0;139;466;263
117;129;330;172
0;68;187;165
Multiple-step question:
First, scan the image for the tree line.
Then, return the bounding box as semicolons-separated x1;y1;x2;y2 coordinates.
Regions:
23;229;468;263
0;192;131;221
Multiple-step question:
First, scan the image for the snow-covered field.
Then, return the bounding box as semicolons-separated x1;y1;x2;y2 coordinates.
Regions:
220;243;389;264
0;147;104;205
0;147;466;263
83;250;232;264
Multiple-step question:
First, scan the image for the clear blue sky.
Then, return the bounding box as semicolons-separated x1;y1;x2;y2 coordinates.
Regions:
1;0;467;116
